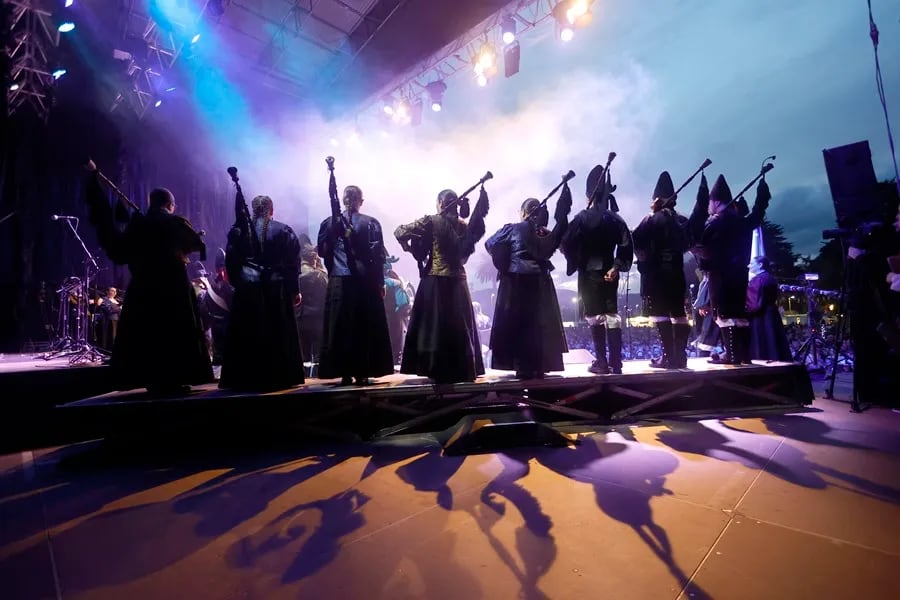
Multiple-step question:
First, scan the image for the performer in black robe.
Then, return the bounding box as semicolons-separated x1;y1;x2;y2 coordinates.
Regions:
689;174;770;364
485;188;571;379
691;271;721;357
82;168;213;394
633;171;691;368
295;242;328;367
220;195;304;391
560;164;633;374
317;185;394;385
204;248;233;366
396;187;489;383
746;256;791;361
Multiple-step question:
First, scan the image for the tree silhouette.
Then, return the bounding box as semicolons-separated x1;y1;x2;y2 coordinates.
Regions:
760;219;801;280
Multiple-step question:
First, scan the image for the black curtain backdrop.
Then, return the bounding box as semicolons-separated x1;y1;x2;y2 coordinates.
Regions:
0;94;233;352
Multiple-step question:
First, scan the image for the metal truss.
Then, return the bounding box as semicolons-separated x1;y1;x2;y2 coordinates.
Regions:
112;0;224;119
5;0;61;120
357;0;558;123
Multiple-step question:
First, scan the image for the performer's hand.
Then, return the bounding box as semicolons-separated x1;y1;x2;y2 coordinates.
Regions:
699;308;708;316
294;293;302;307
650;198;662;213
604;267;619;282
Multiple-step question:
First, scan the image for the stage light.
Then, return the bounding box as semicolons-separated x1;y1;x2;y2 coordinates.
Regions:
501;15;516;45
165;86;176;92
52;68;67;80
426;80;447;112
382;101;394;115
9;83;20;91
329;137;339;147
566;0;590;24
560;27;574;42
476;73;488;87
154;99;162;107
65;0;75;6
191;33;201;44
58;21;75;33
476;43;496;70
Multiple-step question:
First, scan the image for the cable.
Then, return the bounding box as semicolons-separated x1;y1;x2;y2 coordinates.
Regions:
867;0;900;196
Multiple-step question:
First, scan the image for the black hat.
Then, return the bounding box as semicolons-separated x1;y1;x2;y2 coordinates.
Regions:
586;165;605;198
653;171;676;203
585;164;618;207
709;174;733;205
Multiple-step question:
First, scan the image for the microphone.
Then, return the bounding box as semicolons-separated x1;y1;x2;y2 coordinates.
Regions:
51;215;77;221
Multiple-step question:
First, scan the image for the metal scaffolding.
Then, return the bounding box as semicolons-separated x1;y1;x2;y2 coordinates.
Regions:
5;0;62;120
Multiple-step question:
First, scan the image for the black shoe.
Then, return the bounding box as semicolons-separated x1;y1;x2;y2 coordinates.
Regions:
588;360;610;375
649;355;669;369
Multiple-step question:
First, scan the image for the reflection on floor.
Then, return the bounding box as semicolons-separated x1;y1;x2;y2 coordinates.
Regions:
1;393;899;599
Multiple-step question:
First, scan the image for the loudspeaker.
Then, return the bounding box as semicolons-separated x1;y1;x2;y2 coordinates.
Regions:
504;41;520;78
822;141;879;228
442;413;573;455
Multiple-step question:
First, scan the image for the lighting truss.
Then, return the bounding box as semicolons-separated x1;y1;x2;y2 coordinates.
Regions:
112;0;224;119
5;0;62;120
358;0;559;123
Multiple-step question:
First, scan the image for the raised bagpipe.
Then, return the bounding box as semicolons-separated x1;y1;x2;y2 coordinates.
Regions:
227;166;261;265
525;169;576;221
449;170;493;218
658;158;712;210
326;156;354;240
724;155;776;210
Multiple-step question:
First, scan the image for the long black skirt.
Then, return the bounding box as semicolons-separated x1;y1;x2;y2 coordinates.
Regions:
401;275;484;383
318;275;394;380
219;279;304;391
490;272;567;374
749;306;792;361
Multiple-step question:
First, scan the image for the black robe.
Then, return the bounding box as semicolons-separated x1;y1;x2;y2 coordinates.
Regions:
317;211;394;381
484;220;568;375
746;270;791;361
632;208;689;316
396;197;488;384
220;219;304;391
83;174;213;391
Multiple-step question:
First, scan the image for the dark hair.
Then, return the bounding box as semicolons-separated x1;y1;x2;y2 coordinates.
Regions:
149;188;174;210
438;189;470;218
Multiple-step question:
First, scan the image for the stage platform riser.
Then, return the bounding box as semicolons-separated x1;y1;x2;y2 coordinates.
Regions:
42;362;814;447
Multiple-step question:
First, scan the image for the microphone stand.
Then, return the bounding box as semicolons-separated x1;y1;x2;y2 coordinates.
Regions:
46;218;108;364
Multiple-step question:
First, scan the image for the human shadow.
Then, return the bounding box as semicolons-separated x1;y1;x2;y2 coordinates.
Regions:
531;436;712;600
472;452;556;600
660;419;900;504
225;487;372;584
0;442;362;596
759;414;900;454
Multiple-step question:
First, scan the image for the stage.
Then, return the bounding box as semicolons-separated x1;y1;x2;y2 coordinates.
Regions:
0;352;814;451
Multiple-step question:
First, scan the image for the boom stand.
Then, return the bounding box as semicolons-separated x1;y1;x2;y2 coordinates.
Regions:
57;219;108;364
791;283;831;372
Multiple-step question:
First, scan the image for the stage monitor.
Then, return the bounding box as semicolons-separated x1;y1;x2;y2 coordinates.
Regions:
822;141;879;228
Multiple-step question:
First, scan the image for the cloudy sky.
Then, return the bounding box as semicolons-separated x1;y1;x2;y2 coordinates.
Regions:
173;0;899;284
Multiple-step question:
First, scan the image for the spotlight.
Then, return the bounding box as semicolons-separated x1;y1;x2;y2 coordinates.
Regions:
191;33;201;44
165;86;176;92
560;27;574;42
154;99;162;107
382;97;394;115
553;1;593;41
52;68;67;80
65;0;75;6
425;80;447;112
9;83;20;91
501;15;516;45
58;21;76;33
476;73;488;87
329;137;339;147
